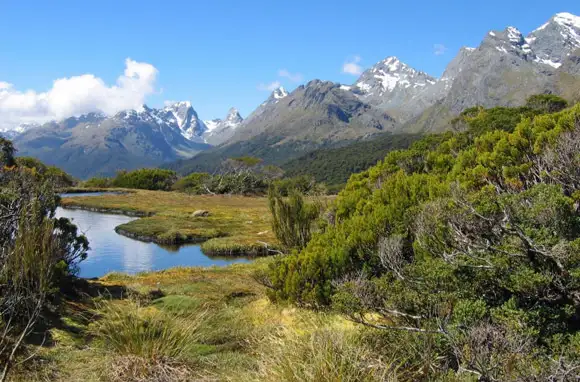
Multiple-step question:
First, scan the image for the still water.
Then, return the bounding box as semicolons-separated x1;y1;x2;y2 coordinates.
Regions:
55;207;250;278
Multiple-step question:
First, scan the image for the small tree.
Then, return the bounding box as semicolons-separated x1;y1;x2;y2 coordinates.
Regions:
0;138;16;168
268;188;319;250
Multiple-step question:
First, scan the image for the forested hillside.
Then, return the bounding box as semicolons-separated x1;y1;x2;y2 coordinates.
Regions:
266;96;580;380
281;132;420;192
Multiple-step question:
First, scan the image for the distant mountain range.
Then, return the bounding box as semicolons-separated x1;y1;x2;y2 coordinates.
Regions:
4;12;580;178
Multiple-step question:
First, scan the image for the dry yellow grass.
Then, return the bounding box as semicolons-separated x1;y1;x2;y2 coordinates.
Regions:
12;260;361;382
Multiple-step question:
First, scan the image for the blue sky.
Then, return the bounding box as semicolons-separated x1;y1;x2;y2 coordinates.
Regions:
0;0;579;122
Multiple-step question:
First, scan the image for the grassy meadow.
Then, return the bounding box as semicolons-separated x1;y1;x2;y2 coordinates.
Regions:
59;190;280;256
10;260;390;382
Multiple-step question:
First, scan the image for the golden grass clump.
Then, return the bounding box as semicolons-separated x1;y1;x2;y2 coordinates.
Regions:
89;299;203;365
253;324;398;382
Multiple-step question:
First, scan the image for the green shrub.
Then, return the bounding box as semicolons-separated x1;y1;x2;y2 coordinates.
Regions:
16;156;75;188
267;104;580;374
526;94;568;113
112;168;178;191
272;175;327;196
83;176;112;188
268;188;320;251
171;172;210;193
0;143;88;380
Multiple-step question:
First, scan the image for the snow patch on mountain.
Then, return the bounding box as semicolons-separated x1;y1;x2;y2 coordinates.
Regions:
527;12;580;68
202;107;243;145
354;57;436;97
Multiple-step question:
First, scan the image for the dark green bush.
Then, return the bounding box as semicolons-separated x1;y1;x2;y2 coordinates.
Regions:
112;168;178;191
268;188;320;251
171;172;211;193
1;141;88;379
267;103;580;377
15;156;75;188
526;94;568;113
271;175;326;196
84;176;113;188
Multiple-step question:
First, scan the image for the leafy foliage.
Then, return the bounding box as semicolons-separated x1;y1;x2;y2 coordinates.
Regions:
111;168;178;191
267;102;580;378
16;156;75;188
0;138;16;168
0;141;88;380
83;176;113;188
171;172;211;193
526;94;568;114
268;188;320;251
271;175;327;196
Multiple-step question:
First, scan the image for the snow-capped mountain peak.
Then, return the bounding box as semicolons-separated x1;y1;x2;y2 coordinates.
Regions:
354;56;436;96
269;87;288;102
526;12;580;69
110;102;207;143
484;26;534;58
506;26;524;43
204;119;221;132
201;107;244;145
225;107;243;124
554;12;580;31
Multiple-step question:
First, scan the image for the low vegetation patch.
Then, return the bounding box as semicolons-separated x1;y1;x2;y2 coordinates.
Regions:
60;190;280;254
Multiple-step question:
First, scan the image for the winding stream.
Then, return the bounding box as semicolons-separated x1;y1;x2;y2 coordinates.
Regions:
55;200;250;278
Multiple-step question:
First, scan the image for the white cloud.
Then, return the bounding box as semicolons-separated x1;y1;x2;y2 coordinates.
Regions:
342;56;362;75
257;81;282;92
434;44;447;56
278;69;303;83
0;58;158;130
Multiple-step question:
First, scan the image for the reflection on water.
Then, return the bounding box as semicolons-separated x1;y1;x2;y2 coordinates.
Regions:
59;192;122;198
55;207;250;278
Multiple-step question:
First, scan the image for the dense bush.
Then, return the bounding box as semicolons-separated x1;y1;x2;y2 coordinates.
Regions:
112;168;178;191
171;172;211;193
268;188;320;251
83;176;113;188
14;156;75;188
526;93;568;113
0;139;88;380
271;175;327;196
267;102;580;378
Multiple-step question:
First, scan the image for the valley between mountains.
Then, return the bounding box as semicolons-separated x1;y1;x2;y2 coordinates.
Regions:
2;12;580;180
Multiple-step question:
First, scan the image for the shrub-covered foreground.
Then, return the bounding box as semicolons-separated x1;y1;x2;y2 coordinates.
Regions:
267;100;580;380
0;138;88;381
7;261;412;382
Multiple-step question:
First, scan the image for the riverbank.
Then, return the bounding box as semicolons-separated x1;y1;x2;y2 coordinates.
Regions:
59;189;279;256
13;260;363;382
59;187;132;194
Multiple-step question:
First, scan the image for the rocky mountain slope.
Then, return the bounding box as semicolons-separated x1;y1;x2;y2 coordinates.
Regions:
12;104;211;178
346;57;441;122
396;16;579;131
202;108;244;146
170;12;580;175
167;80;398;174
230;80;397;144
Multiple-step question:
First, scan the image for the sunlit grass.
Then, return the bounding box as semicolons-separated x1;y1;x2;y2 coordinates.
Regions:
11;260;395;381
60;190;279;255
